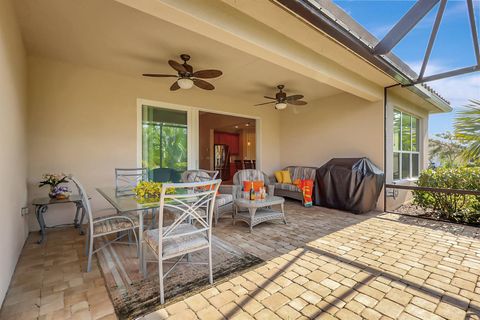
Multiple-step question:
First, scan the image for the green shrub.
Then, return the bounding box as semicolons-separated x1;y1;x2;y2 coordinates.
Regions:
413;167;480;224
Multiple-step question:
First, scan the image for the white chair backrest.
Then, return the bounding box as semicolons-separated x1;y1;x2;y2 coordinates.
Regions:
181;170;219;183
115;168;148;192
158;179;221;246
70;176;94;230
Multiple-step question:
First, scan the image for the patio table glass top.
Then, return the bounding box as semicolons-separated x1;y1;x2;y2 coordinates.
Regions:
96;187;159;212
96;187;205;213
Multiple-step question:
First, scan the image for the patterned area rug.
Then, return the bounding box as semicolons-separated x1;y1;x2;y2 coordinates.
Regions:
96;234;263;319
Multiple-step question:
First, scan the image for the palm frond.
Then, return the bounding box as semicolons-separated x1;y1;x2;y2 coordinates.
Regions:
454;99;480;161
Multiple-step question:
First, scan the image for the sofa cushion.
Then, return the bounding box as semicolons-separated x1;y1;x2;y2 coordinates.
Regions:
275;183;300;192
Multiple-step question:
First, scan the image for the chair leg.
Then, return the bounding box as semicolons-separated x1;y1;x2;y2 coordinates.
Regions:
87;234;94;272
159;258;164;304
132;228;139;258
142;242;147;279
208;244;213;284
84;229;89;256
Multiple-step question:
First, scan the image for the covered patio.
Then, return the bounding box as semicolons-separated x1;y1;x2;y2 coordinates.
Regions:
1;0;479;319
3;202;480;319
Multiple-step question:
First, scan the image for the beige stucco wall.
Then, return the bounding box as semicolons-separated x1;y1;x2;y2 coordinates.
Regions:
278;92;385;209
279;93;384;169
27;56;281;229
0;0;29;304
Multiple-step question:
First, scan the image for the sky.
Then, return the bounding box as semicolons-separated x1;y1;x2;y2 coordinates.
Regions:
333;0;480;136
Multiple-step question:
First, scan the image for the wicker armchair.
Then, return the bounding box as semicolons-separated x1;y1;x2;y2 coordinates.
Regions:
232;169;275;200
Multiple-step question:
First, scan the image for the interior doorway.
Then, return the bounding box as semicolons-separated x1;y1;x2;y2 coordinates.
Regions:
199;111;257;184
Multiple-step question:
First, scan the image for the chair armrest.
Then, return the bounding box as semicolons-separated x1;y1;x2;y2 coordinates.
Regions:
232;185;242;200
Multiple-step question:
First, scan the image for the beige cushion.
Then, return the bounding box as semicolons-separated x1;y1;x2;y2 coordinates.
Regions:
144;223;209;257
93;212;139;234
275;183;301;192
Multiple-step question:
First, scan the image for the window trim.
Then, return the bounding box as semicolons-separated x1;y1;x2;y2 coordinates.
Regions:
393;109;421;181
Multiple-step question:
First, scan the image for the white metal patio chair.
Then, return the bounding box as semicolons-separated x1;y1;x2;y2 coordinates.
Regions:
142;179;221;304
115;168;148;194
70;176;140;272
181;169;219;182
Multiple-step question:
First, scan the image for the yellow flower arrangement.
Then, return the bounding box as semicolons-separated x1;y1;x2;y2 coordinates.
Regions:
133;181;175;203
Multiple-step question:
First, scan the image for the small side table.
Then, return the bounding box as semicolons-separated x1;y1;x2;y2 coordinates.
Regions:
233;196;287;232
32;195;85;244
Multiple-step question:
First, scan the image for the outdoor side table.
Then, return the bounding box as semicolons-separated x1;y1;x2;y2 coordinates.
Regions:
32;195;85;244
233;196;287;232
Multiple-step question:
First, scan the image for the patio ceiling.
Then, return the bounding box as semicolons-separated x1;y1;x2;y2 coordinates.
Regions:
14;0;343;105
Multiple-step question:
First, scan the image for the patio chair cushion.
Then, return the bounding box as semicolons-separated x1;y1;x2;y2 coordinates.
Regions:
144;223;209;257
216;193;233;207
93;212;140;235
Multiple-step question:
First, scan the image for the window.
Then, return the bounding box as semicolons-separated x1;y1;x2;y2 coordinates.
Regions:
393;110;420;180
142;105;188;179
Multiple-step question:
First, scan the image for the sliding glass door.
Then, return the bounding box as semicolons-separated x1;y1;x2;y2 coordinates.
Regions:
141;105;188;182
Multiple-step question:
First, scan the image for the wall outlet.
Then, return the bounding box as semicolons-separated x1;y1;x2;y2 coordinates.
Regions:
21;207;29;217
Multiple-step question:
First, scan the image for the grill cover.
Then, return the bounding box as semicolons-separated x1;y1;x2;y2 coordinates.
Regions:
314;158;384;213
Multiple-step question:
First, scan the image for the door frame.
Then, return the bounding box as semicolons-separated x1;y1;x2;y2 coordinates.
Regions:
137;98;262;170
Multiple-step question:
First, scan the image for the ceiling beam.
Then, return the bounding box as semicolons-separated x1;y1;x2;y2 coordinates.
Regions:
373;0;440;55
418;0;446;80
467;0;480;65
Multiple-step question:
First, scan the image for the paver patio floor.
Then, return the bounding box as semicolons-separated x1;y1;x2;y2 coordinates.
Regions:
2;201;480;319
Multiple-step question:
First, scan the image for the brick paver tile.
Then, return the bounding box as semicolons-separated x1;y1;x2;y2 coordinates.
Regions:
361;307;383;320
354;293;378;308
167;308;196;320
276;305;301;319
385;288;413;306
435;302;467;320
184;294;210;312
336;308;362;320
197;305;223;320
236;297;264;316
261;293;289;311
209;290;238;308
253;308;281;320
374;299;404;318
280;283;306;299
165;301;188;315
405;304;444;320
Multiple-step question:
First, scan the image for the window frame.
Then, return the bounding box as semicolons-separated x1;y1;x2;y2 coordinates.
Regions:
393;109;421;181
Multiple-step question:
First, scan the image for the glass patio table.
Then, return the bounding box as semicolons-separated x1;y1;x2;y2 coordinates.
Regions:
96;186;202;273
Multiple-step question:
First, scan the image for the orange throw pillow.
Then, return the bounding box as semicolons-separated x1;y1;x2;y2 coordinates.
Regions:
243;180;264;192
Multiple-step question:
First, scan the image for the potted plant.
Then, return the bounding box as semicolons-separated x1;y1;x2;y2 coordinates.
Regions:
39;173;71;199
133;181;174;203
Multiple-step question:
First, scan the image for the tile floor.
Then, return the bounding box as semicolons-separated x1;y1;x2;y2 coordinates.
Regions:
1;201;480;320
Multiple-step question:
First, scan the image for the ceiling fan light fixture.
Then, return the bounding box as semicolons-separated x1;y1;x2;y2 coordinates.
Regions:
177;78;194;89
275;102;287;110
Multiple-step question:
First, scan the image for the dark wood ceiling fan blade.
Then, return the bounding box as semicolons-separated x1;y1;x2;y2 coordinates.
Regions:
170;81;180;91
168;60;187;73
254;101;275;106
183;63;193;73
263;96;276;100
288;100;307;105
192;69;223;79
143;73;178;77
193;78;215;90
286;94;304;101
